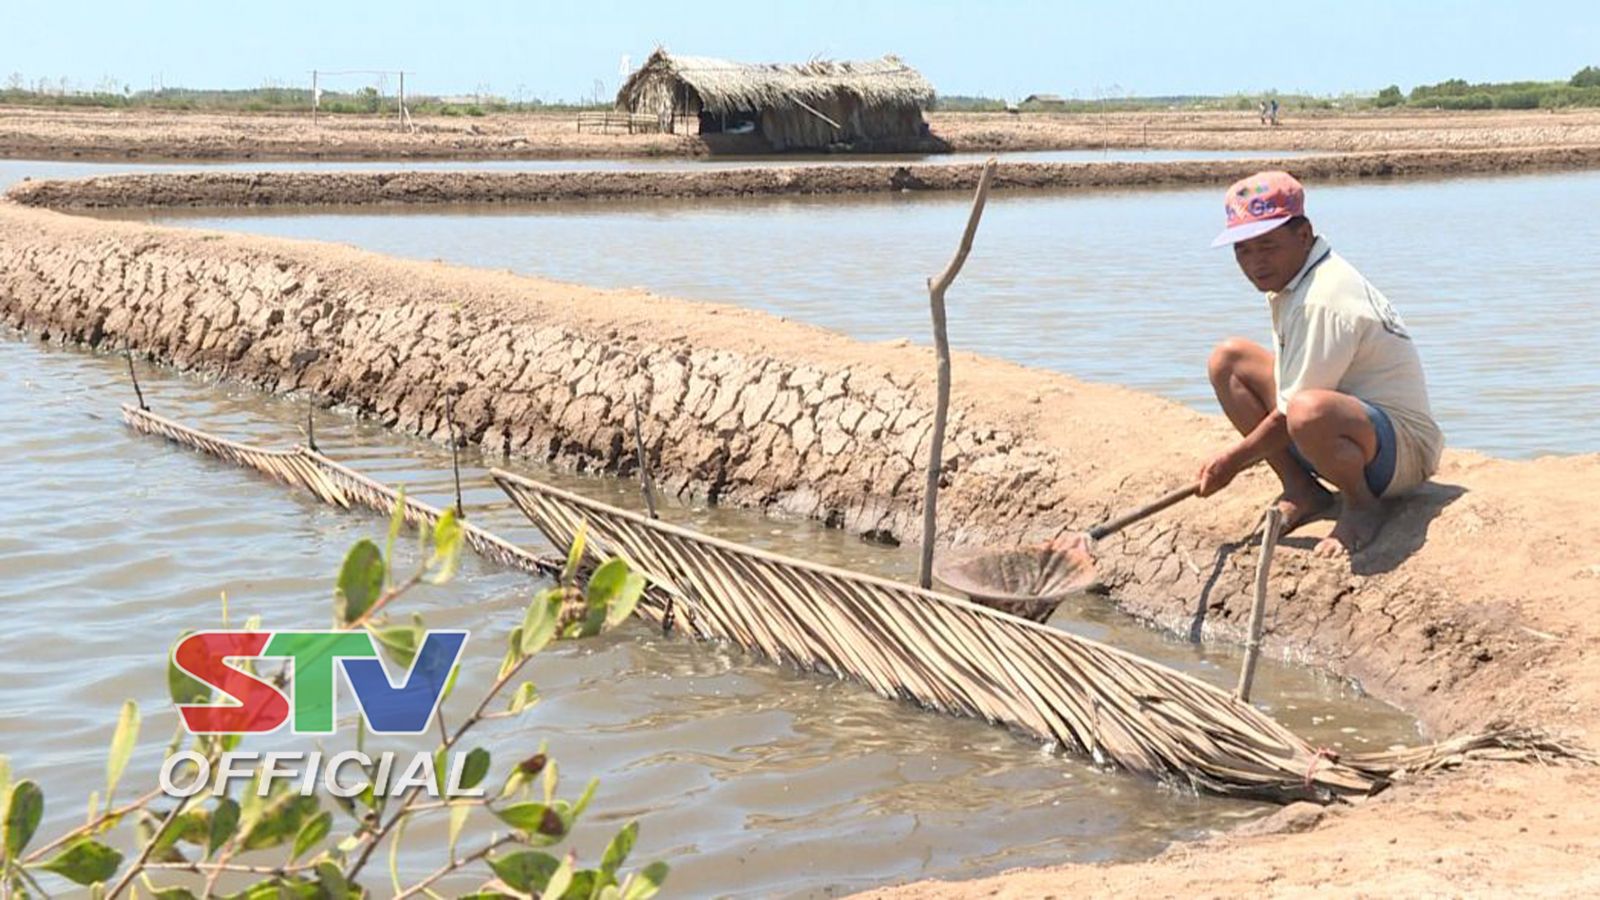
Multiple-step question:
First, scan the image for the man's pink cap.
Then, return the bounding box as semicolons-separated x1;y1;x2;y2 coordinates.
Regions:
1211;171;1306;247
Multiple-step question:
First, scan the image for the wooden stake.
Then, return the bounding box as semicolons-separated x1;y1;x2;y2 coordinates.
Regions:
125;346;147;411
630;392;659;520
919;160;998;589
446;393;463;518
1236;504;1284;703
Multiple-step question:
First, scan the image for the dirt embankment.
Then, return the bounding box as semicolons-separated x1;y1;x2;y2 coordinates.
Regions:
2;203;1598;896
6;105;1600;162
11;144;1600;210
932;107;1600;153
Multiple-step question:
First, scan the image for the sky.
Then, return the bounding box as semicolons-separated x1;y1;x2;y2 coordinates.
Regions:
3;0;1597;102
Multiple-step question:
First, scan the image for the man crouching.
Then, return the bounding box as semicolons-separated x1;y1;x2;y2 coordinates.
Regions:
1199;171;1443;558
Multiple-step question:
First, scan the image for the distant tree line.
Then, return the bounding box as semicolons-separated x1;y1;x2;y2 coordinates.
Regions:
1373;67;1600;110
5;67;1598;116
932;66;1600;114
0;76;611;114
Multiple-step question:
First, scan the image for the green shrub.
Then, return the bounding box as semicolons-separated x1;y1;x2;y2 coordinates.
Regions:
465;105;485;116
1572;66;1600;88
1431;92;1494;110
1374;85;1403;108
1493;89;1542;109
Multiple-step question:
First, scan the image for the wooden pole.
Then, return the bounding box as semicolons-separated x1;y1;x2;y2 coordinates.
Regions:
311;70;318;126
446;393;463;518
918;160;998;589
630;393;659;520
1236;505;1284;703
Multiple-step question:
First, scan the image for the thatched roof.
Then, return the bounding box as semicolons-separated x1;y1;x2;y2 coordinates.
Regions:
617;48;935;115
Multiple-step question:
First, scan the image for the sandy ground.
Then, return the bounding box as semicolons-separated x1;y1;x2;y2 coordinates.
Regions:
4;105;1600;161
932;107;1600;153
4;199;1600;897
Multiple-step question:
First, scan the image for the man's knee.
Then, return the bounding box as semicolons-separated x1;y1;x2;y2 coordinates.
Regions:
1285;390;1346;440
1207;336;1259;385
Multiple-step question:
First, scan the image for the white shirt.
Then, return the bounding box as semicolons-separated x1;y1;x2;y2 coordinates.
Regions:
1268;236;1444;493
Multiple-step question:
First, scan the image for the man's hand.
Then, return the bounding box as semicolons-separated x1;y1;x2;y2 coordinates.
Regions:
1196;448;1246;497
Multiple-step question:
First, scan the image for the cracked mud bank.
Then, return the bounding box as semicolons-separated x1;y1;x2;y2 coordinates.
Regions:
9;145;1600;210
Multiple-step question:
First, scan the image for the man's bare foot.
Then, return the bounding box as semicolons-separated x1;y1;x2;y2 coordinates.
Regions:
1276;484;1335;534
1315;501;1386;558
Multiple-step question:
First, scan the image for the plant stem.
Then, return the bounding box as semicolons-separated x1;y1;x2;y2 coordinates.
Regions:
393;834;516;900
22;785;166;864
344;652;531;882
144;860;319;876
106;789;196;898
351;569;425;630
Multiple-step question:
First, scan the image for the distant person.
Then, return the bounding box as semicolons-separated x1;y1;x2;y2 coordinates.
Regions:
1258;99;1269;125
1269;98;1280;126
1199;172;1443;558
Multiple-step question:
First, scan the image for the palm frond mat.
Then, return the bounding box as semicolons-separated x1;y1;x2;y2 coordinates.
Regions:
491;469;1595;802
121;404;1591;803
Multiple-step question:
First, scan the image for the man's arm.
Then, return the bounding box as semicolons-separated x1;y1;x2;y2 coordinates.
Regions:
1198;409;1292;496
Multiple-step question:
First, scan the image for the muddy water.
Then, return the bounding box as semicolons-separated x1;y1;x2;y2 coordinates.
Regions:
121;169;1600;459
0;149;1316;192
0;334;1417;897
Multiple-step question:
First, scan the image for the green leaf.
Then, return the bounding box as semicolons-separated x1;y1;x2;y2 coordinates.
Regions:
620;861;670;900
38;838;123;886
290;809;331;862
488;850;562;893
572;778;599;820
104;700;140;806
459;747;491;792
145;806;206;861
440;662;462;704
540;855;573;900
168;632;211;706
240;792;320;852
493;801;564;845
427;507;464;585
493;801;551;832
586;558;646;631
334;539;386;625
221;879;305;900
566;870;597;899
151;887;199;900
385;486;408;584
447;801;471;859
369;622;423;668
507;681;539;715
519;591;563;657
315;860;350;900
499;628;524;680
1;754;12;814
542;760;558;806
207;797;239;859
4;779;43;860
561;522;588;585
601;821;638;876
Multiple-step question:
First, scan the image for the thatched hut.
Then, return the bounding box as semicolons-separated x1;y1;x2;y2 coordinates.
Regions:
616;49;940;152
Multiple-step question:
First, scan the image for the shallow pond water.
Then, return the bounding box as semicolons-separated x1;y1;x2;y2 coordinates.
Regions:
109;168;1600;459
0;335;1416;897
